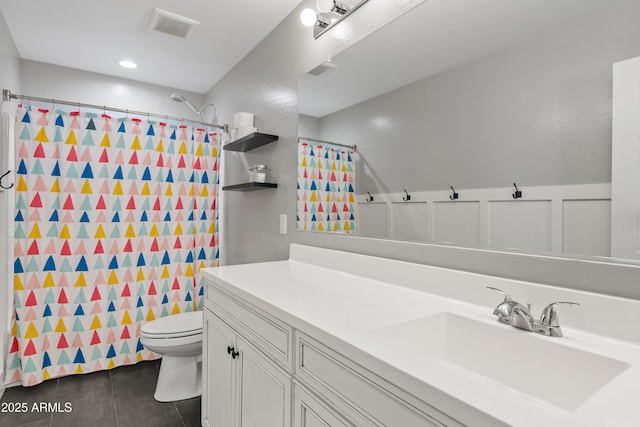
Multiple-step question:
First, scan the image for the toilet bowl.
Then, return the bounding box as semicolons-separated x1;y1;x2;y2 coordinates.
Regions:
140;311;203;402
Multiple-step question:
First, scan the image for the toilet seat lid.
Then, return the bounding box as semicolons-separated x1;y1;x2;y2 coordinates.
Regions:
141;311;203;336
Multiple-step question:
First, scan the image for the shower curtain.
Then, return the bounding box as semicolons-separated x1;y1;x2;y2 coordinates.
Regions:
297;138;356;233
6;105;220;386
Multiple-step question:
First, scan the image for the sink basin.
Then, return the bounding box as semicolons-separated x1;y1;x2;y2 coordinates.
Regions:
367;312;629;411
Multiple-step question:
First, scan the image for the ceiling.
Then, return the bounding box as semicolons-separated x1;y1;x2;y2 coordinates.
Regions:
0;0;303;94
299;0;631;118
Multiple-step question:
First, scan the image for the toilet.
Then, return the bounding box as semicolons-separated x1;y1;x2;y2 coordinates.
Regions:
140;310;203;402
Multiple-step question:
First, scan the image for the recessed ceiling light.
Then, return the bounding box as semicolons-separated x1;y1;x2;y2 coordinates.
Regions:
119;60;137;69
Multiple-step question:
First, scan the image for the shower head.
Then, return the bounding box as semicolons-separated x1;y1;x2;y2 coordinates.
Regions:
170;92;201;116
169;93;226;131
169;93;187;103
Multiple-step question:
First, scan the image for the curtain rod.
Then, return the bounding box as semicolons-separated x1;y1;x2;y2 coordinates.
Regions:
2;88;229;132
298;136;357;151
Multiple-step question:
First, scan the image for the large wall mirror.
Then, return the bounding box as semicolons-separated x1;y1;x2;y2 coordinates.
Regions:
298;0;640;262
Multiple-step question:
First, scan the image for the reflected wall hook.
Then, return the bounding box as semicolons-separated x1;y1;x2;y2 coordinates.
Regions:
0;170;14;190
366;192;374;202
449;186;458;200
402;189;411;201
512;183;522;199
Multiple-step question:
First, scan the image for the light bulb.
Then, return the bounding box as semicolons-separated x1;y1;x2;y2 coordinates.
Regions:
316;0;335;13
300;8;318;27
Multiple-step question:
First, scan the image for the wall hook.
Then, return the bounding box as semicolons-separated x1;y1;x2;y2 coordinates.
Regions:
402;189;411;201
0;170;14;190
512;182;522;199
366;192;374;202
449;186;458;200
511;182;522;199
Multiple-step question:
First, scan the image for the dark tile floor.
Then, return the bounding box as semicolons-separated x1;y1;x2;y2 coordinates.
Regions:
0;360;200;427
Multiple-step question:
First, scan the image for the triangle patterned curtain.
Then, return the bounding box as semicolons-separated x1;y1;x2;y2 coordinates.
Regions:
297;138;356;233
7;105;220;386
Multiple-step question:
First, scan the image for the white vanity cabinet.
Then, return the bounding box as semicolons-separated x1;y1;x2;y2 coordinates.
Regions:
295;333;457;427
203;309;234;427
204;312;292;427
202;276;461;427
201;246;640;427
202;286;293;427
293;382;355;427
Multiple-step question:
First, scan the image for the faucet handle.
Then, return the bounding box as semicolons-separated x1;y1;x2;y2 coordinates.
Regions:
539;301;580;327
486;286;513;302
487;287;518;324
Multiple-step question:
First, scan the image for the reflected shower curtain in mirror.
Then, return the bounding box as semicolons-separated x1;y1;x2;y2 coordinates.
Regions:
297;138;356;233
7;105;220;386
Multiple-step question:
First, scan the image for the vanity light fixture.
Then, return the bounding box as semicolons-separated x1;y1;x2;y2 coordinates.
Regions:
300;0;369;38
317;0;348;14
300;8;320;27
300;0;347;27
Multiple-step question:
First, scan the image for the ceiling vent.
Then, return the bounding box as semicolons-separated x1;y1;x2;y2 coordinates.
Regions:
307;60;338;77
148;8;200;39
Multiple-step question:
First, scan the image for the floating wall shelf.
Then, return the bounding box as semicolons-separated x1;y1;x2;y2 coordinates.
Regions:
222;182;278;192
223;132;278;152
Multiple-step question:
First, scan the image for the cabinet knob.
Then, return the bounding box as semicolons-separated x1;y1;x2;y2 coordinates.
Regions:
227;345;239;359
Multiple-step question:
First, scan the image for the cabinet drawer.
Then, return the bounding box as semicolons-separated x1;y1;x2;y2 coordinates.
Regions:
206;283;293;371
296;334;458;427
293;381;356;427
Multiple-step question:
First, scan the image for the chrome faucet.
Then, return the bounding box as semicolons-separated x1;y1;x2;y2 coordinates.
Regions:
486;287;519;325
487;287;579;337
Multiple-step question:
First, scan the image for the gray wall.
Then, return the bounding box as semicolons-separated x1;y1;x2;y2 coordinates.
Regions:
0;10;20;114
316;1;640;193
206;0;425;265
298;114;320;140
19;60;206;120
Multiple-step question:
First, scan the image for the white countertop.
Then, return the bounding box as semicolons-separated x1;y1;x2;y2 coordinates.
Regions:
200;244;640;427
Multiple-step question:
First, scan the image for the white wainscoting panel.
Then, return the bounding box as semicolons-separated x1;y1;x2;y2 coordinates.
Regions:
433;201;480;246
357;202;387;239
488;200;551;252
391;202;427;242
356;183;611;257
563;199;611;257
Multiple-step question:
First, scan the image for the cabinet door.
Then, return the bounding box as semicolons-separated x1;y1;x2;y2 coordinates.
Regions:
237;336;292;427
293;382;354;427
204;310;236;427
